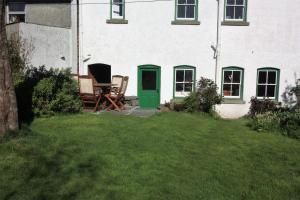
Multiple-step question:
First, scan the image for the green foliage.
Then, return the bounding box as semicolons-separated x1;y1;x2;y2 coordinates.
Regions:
7;36;34;86
32;69;82;117
248;97;279;117
1;113;300;199
184;77;222;113
250;109;300;139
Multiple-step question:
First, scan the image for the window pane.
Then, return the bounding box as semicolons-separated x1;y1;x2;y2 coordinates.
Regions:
227;0;234;5
185;70;193;82
184;83;193;92
224;71;232;83
226;6;234;19
223;84;231;96
235;6;244;19
258;71;267;84
232;71;241;83
177;5;185;18
142;71;156;90
9;14;25;23
176;83;184;92
232;84;240;96
176;70;184;82
186;5;195;18
178;0;186;4
187;0;195;4
112;0;123;17
8;3;25;12
236;0;244;5
257;85;266;97
266;85;275;97
268;71;276;84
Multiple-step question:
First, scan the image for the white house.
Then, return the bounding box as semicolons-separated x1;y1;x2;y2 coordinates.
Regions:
73;0;300;117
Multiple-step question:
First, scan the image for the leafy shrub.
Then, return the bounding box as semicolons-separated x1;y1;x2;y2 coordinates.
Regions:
32;68;82;117
250;109;300;139
184;77;222;113
248;97;280;117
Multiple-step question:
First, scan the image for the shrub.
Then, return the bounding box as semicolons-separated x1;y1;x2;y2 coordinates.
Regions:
250;109;300;139
184;77;222;113
32;68;82;117
248;97;279;117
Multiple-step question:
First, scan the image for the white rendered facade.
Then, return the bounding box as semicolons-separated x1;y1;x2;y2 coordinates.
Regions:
73;0;300;118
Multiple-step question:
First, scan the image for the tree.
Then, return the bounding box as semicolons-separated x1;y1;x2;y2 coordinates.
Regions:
0;0;18;136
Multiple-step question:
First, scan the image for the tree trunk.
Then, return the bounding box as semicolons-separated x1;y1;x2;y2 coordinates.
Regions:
0;0;18;136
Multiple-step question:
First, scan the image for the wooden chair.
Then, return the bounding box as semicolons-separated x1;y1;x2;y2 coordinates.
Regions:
78;76;101;112
105;76;129;112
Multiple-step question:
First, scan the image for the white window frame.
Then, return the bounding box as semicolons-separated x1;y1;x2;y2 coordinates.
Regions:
222;69;242;99
176;0;197;20
174;68;195;97
225;0;246;21
257;70;278;100
6;2;26;24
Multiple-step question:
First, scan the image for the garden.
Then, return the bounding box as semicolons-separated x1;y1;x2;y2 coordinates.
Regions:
1;38;299;200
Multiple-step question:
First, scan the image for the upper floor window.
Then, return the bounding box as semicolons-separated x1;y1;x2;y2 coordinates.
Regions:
111;0;125;19
7;2;25;24
222;67;244;99
257;68;280;100
176;0;198;20
225;0;247;21
174;66;196;98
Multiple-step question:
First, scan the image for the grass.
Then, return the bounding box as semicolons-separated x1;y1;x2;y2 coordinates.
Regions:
0;112;299;200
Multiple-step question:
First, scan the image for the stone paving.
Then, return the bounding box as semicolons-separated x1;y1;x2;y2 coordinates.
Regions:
95;106;159;117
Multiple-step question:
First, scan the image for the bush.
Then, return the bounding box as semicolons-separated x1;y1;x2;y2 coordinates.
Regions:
248;97;280;117
250;109;300;139
32;68;82;117
184;77;222;113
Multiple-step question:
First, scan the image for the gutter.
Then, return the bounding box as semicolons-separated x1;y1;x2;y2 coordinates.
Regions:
214;0;220;83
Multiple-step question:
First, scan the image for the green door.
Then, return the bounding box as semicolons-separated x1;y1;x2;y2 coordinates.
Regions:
138;65;161;108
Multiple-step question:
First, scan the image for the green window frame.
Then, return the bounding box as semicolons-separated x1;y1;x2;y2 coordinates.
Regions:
256;68;280;100
173;65;196;98
175;0;198;21
221;67;244;100
224;0;248;21
110;0;125;20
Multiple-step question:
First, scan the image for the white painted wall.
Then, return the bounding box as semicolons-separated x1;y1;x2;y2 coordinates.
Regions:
14;23;72;69
74;0;300;118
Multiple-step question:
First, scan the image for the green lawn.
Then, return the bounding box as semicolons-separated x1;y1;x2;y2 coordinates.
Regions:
0;112;299;200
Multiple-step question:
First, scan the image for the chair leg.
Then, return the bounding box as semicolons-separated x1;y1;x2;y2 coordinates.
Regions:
105;95;121;112
93;96;101;112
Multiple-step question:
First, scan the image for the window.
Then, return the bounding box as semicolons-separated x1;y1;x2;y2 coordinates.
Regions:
7;2;25;24
176;0;198;20
257;68;280;100
222;67;244;99
225;0;247;21
174;66;195;97
110;0;125;19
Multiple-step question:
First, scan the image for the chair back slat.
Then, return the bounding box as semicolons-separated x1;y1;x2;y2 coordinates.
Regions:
120;76;129;95
79;76;94;94
111;75;123;88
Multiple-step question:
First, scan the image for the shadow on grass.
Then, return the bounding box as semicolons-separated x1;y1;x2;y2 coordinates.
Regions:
0;127;104;200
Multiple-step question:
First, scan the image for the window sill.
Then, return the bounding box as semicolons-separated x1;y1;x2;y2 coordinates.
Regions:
106;19;128;24
221;21;249;26
223;99;246;104
171;20;200;25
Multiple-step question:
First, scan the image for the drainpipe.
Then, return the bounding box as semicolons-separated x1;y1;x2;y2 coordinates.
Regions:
76;0;80;75
214;0;220;83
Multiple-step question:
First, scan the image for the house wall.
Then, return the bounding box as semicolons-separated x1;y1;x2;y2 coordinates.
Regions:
7;23;72;69
26;4;71;28
74;0;300;118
